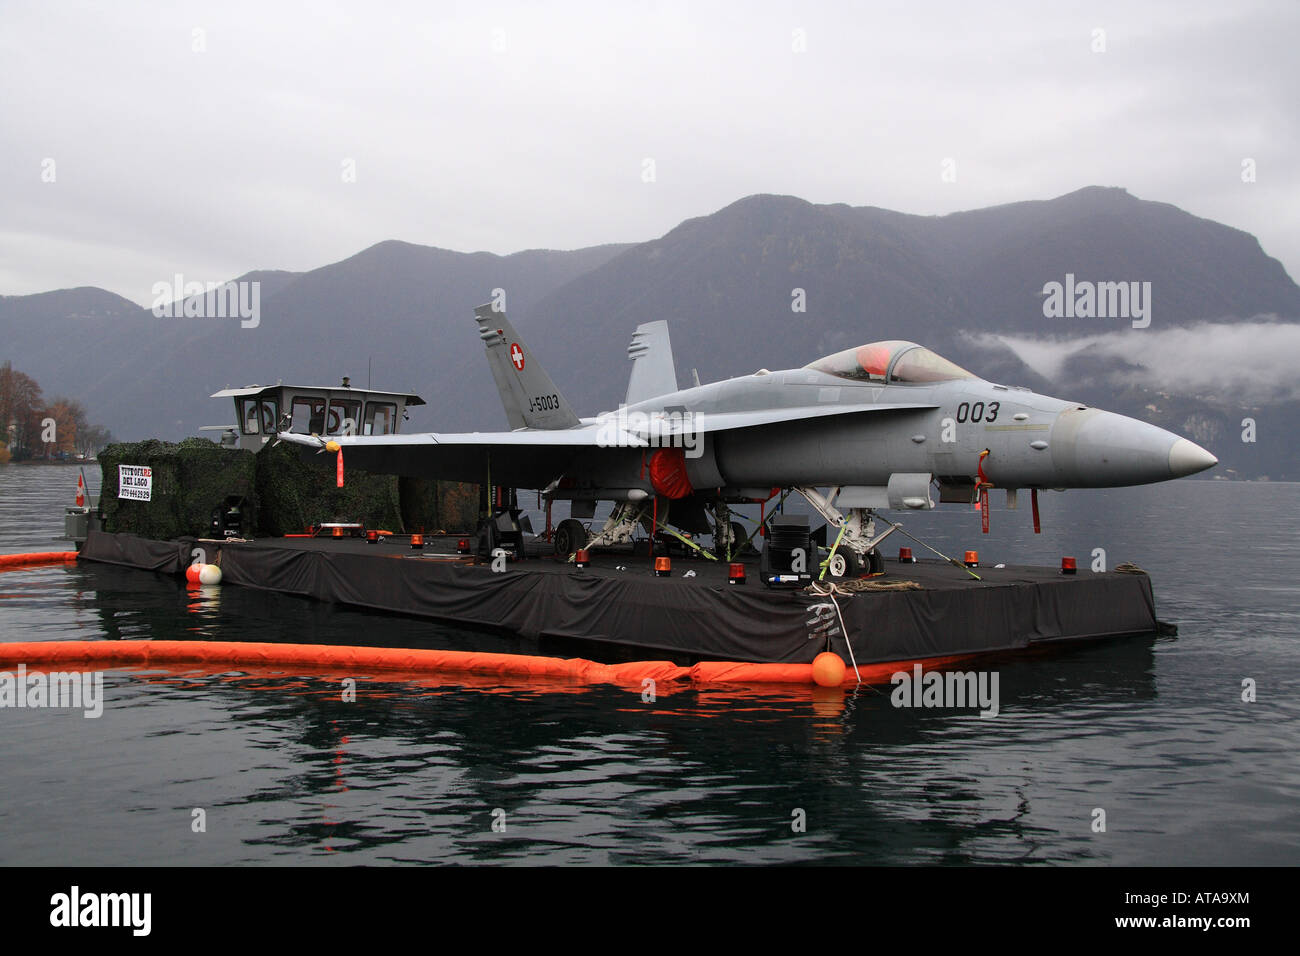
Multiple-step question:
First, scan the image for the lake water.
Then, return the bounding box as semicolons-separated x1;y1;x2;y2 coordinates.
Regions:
1;463;1296;865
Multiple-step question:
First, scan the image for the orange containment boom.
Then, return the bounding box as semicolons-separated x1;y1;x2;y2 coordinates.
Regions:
0;551;78;570
0;640;982;688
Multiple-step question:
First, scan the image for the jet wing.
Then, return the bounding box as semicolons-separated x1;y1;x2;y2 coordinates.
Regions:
275;403;936;487
275;424;644;487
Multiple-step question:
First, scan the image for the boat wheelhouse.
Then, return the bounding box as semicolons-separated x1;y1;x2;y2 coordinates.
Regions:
205;381;425;452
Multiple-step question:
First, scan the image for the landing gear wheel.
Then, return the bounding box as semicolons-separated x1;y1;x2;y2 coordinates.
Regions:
554;518;587;557
866;548;885;575
730;521;749;555
827;549;860;579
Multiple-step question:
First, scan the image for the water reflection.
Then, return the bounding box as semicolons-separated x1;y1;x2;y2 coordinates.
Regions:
1;465;1297;866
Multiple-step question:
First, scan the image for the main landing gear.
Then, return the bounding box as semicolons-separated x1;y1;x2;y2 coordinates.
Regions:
552;499;756;562
709;501;754;562
553;518;588;557
792;486;892;579
554;501;651;557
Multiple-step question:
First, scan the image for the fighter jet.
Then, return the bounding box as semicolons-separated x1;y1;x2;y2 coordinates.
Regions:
276;304;1217;576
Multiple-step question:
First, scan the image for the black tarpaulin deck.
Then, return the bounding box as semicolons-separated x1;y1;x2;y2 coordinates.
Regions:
79;530;1159;665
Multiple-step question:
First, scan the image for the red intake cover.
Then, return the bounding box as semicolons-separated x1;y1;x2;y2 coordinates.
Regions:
648;447;693;499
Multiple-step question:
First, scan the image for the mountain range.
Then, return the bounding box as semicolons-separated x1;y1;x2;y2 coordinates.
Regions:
3;186;1298;479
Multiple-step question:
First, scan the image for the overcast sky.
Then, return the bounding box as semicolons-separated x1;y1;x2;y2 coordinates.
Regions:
2;0;1296;307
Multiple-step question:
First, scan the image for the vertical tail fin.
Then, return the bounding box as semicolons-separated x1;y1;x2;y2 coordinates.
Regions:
625;320;679;405
473;304;580;430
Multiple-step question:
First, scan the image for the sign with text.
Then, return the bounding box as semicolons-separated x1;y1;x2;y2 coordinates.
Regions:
118;465;153;501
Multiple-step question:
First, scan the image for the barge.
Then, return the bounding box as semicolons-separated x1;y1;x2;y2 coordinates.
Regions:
76;527;1161;672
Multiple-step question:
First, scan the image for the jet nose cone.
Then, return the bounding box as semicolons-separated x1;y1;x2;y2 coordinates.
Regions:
1050;407;1218;487
1168;438;1218;478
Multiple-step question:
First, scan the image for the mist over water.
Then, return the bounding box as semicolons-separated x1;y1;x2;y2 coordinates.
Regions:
1;464;1297;865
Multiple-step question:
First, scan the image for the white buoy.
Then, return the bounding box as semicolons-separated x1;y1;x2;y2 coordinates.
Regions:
198;564;223;585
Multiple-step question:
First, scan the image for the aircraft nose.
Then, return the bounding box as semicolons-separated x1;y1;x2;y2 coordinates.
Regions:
1051;407;1218;487
1168;437;1218;478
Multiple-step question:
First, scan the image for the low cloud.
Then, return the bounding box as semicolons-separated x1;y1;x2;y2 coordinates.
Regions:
967;321;1300;405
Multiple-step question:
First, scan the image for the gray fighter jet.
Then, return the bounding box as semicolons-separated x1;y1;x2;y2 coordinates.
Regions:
276;304;1217;575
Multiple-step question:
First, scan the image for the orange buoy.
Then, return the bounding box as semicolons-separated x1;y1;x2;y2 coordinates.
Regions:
185;563;202;584
811;651;846;687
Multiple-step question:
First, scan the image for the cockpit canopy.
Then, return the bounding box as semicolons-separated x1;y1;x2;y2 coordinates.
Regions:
804;340;975;384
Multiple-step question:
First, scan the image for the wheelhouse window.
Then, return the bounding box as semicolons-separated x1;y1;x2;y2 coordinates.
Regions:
327;398;362;436
258;398;279;434
291;397;326;434
363;402;397;435
237;398;261;434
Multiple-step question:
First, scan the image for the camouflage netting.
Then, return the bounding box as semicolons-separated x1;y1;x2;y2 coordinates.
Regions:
255;443;480;536
100;439;258;539
398;476;479;534
99;439;482;539
255;442;404;536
